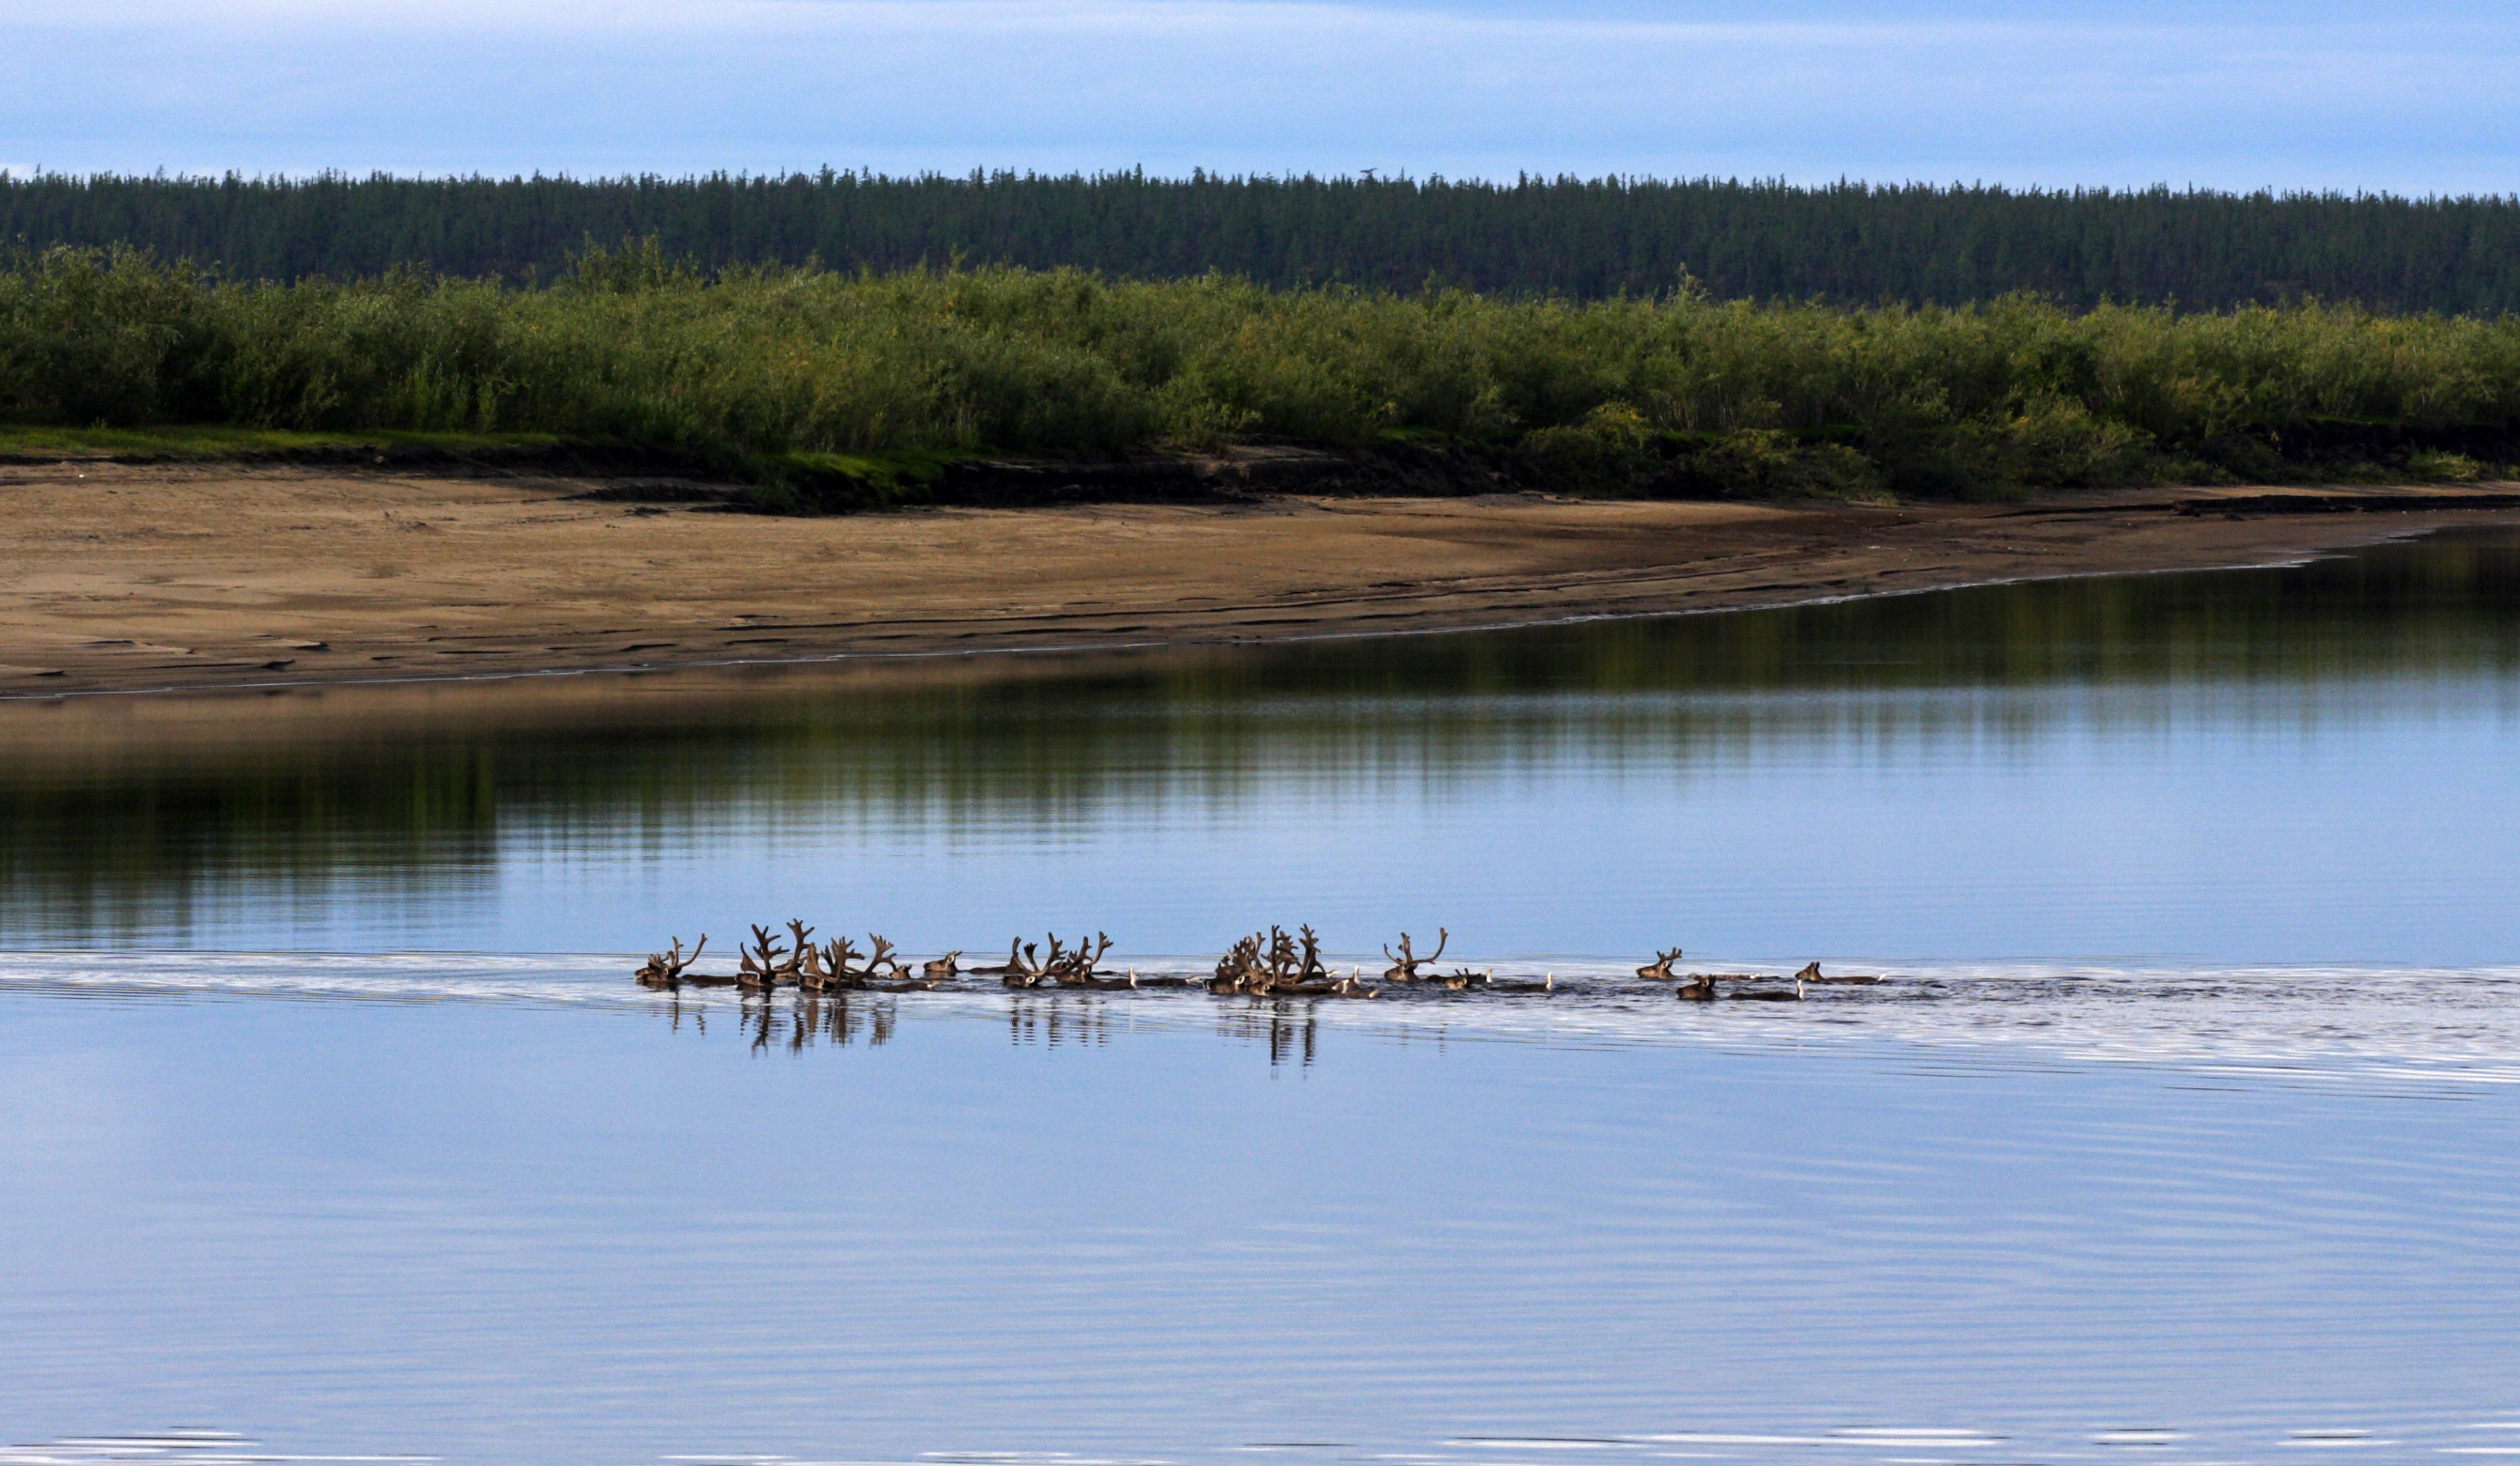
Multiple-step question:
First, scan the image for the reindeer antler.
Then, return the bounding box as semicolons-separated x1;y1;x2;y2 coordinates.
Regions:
773;920;813;976
1298;924;1327;978
1265;927;1298;982
741;922;788;978
635;933;709;987
1383;928;1447;980
1215;932;1268;988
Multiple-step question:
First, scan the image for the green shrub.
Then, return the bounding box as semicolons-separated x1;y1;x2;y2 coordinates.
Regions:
6;242;2518;500
1514;402;1657;493
2406;449;2482;482
0;246;203;425
1674;431;1887;501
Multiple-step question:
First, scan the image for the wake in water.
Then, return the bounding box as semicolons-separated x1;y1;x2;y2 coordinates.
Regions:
4;949;2517;1092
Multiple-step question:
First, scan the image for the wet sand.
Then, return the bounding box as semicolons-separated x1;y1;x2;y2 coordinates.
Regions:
5;462;2519;697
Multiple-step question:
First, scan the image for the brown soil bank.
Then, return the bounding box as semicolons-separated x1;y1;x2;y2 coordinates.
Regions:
5;463;2519;698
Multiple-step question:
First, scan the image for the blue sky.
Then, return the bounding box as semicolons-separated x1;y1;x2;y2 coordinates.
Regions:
7;0;2518;192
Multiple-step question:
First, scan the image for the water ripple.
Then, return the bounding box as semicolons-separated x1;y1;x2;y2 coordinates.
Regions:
5;952;2520;1093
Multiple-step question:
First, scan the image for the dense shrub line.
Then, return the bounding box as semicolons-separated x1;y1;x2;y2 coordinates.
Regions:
8;171;2520;313
5;242;2518;502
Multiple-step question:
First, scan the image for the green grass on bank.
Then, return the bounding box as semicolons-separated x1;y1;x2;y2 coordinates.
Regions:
4;240;2517;508
0;420;993;515
0;425;578;460
0;424;989;514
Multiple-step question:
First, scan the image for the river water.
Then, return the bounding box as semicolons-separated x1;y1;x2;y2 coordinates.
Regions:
3;529;2517;1465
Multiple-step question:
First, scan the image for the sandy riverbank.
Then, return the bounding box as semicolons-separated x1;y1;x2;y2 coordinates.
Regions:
4;462;2519;698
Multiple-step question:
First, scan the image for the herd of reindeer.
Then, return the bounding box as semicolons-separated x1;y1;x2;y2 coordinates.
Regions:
632;924;1882;1001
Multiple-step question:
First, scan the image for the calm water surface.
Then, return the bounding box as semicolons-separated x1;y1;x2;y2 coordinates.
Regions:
5;531;2518;1465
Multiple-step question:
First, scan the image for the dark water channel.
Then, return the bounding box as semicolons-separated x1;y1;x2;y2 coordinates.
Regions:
5;530;2519;1465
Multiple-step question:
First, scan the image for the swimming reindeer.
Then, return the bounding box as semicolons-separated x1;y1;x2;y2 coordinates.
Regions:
1047;931;1115;986
970;940;1029;978
738;923;793;990
1210;930;1276;992
826;934;871;987
1730;978;1806;1002
633;920;1867;1009
795;936;835;990
634;934;707;989
1209;926;1376;997
1381;928;1448;983
1297;925;1332;983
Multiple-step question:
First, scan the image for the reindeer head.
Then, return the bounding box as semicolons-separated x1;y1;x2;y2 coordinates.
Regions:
1382;928;1447;977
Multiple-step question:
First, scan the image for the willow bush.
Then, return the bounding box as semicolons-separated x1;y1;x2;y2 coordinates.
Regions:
5;241;2517;502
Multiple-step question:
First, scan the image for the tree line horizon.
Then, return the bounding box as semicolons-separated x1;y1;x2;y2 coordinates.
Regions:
8;169;2520;314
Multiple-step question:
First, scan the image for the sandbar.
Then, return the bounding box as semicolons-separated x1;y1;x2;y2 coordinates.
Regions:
5;462;2518;698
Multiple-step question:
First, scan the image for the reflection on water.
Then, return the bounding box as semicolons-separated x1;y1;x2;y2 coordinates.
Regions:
3;990;2516;1466
3;529;2520;960
749;989;897;1052
7;533;2520;1466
